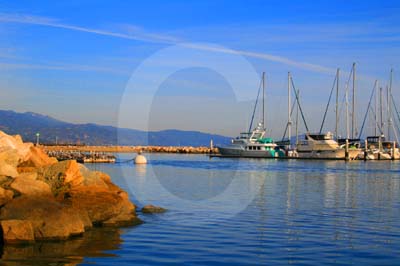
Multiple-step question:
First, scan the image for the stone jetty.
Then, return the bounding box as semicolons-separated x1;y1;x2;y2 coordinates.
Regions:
0;130;141;244
44;145;218;154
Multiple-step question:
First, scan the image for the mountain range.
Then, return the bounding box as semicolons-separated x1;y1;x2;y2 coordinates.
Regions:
0;110;231;146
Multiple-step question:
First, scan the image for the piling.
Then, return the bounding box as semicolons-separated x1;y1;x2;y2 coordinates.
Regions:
364;139;368;161
345;139;349;161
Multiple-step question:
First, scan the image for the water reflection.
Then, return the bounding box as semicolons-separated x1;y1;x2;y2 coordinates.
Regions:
0;227;122;266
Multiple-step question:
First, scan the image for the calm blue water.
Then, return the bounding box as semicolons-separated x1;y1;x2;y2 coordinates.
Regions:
2;154;400;265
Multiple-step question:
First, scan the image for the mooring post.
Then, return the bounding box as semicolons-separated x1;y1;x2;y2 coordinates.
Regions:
364;139;368;161
378;136;382;160
345;139;349;161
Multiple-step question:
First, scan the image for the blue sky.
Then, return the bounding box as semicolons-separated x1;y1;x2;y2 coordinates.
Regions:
0;1;400;137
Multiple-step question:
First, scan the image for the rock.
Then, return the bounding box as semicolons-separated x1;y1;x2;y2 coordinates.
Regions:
0;187;13;206
66;187;138;226
141;205;167;214
36;160;85;196
18;146;57;169
0;219;35;243
0;163;19;177
0;130;141;243
0;149;19;167
10;175;52;197
0;196;86;240
0;131;32;162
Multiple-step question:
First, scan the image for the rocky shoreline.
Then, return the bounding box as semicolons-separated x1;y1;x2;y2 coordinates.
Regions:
0;131;143;244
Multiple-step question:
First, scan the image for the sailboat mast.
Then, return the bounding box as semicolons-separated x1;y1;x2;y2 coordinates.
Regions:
296;89;299;146
375;80;378;136
346;83;349;139
380;86;384;135
388;69;393;140
288;72;292;146
262;72;265;129
335;68;339;139
352;62;356;139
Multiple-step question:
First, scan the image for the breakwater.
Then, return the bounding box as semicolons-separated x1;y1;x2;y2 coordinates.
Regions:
43;145;218;154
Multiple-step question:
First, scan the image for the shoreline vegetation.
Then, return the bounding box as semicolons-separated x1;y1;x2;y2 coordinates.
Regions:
0;130;163;244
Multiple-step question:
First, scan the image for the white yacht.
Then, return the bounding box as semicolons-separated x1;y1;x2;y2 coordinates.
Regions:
217;72;284;158
296;132;361;160
218;123;284;158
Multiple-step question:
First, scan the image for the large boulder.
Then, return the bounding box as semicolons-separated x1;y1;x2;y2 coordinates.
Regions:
66;186;139;226
10;175;52;197
0;219;35;243
18;146;57;169
0;196;86;240
0;131;32;162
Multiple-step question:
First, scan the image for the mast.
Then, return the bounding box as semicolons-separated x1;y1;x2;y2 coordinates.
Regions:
335;68;339;139
352;62;356;139
388;69;393;140
375;80;378;136
296;89;299;146
346;82;350;139
288;72;292;146
262;72;265;129
380;86;384;135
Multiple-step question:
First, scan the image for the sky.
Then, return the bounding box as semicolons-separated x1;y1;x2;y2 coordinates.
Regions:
0;0;400;138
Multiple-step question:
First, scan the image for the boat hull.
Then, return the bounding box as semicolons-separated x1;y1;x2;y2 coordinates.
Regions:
217;146;277;158
297;149;361;160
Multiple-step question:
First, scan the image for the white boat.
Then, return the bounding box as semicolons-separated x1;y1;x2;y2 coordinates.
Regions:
296;132;361;160
217;72;284;158
218;123;284;158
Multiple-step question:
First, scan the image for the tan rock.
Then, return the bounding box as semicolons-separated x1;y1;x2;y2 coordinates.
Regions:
0;220;35;243
0;186;13;206
11;175;52;197
0;131;33;161
18;146;57;168
66;186;136;226
0;163;19;177
36;160;84;196
0;196;86;240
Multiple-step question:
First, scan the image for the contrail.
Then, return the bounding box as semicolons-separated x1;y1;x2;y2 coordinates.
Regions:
0;13;337;74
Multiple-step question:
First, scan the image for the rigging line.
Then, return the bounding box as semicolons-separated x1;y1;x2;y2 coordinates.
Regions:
390;93;400;135
336;68;354;132
319;74;337;134
290;77;309;132
358;81;377;139
391;93;400;125
248;75;263;133
281;97;298;141
369;102;384;135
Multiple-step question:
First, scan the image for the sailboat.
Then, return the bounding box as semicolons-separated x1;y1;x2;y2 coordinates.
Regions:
217;73;284;158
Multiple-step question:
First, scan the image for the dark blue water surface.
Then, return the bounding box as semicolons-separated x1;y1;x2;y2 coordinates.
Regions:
2;154;400;265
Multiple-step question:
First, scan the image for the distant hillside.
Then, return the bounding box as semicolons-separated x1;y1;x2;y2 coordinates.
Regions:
0;110;231;146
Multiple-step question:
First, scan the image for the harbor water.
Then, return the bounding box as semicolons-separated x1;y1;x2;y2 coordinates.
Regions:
2;154;400;265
